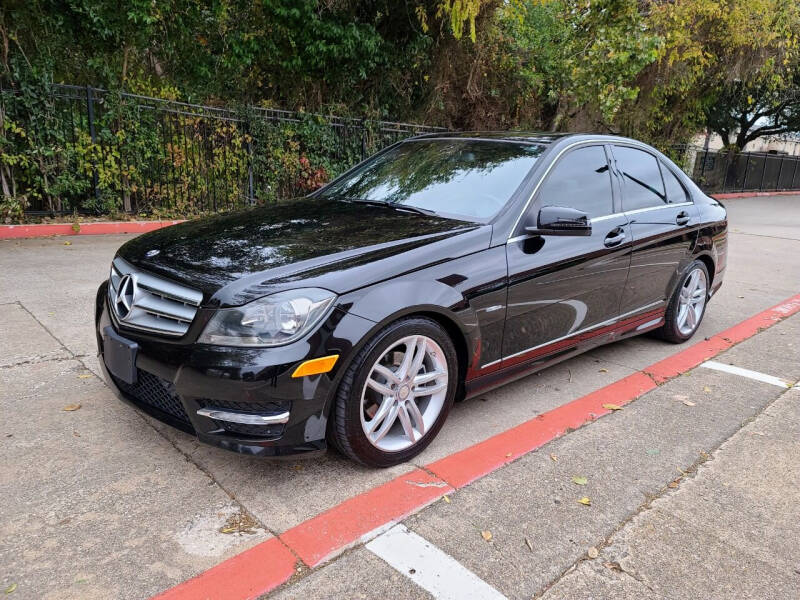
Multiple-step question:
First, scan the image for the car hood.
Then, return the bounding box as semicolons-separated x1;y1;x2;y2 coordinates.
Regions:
117;197;490;307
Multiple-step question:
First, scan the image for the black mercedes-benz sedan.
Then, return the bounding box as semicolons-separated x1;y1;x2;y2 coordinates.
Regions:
95;132;727;467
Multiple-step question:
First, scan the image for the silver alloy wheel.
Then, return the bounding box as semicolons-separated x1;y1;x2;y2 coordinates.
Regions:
360;335;449;452
676;267;708;335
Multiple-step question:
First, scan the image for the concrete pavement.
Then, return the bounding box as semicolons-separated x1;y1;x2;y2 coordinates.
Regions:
0;194;798;599
271;313;800;599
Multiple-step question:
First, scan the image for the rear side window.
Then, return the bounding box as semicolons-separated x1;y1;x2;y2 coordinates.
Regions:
661;163;689;204
614;146;666;210
538;146;613;219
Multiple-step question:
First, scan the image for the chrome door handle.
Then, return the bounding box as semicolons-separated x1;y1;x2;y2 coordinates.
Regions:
604;228;626;248
676;211;690;226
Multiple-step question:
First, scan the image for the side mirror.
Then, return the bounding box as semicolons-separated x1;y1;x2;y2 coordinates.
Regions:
525;205;592;236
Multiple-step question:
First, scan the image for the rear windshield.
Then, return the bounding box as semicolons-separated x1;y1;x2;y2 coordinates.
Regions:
318;139;545;221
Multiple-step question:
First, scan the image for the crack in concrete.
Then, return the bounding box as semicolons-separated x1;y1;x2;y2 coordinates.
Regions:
0;353;90;369
15;301;95;373
13;300;278;551
533;383;797;599
730;231;800;243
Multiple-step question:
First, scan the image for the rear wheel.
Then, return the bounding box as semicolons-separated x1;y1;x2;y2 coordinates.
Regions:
656;260;709;343
330;317;457;467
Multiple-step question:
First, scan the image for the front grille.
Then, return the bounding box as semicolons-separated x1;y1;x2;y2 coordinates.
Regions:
111;369;192;426
109;257;202;337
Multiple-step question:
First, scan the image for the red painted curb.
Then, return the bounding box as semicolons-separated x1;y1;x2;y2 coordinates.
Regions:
0;220;185;239
150;292;800;600
644;294;800;384
151;537;296;600
426;372;656;489
279;468;453;568
712;191;800;199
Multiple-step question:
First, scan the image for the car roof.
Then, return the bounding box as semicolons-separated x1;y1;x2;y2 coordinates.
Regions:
409;131;572;144
407;131;648;148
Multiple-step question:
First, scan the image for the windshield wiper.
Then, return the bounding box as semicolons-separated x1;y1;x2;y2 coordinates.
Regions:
342;198;438;217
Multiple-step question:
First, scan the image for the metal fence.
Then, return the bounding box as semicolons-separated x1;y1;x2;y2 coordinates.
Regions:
674;145;800;194
4;85;799;218
0;84;445;216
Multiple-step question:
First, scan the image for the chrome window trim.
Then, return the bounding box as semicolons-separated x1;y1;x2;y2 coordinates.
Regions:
508;138;699;240
624;201;693;217
506;201;695;245
491;300;664;366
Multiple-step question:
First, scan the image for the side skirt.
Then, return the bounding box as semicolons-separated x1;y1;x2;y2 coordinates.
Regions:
464;308;666;399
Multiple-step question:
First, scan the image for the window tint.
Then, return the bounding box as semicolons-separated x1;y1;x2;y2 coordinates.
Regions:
614;146;666;210
537;146;613;219
661;163;689;204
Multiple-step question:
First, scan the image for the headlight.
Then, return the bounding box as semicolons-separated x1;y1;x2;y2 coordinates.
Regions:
198;288;337;347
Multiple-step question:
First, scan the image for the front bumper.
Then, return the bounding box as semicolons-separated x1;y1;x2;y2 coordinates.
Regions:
95;281;375;457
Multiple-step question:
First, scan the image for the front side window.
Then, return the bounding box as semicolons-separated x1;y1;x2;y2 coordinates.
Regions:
318;139;545;221
537;145;613;219
614;146;667;210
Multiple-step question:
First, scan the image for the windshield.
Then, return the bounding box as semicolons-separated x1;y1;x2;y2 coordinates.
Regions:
318;139;545;221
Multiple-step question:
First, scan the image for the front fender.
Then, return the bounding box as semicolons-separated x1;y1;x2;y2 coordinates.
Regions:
339;279;483;378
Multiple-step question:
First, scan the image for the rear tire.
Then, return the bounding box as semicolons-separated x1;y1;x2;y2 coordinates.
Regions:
330;317;458;468
655;260;710;343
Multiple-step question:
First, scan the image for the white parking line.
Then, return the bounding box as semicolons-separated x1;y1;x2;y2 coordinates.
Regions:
366;524;507;600
701;360;790;388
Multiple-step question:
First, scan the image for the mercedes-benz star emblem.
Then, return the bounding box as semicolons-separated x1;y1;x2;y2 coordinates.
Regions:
115;274;138;321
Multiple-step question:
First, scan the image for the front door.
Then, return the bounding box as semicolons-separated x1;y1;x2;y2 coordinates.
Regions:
502;144;632;368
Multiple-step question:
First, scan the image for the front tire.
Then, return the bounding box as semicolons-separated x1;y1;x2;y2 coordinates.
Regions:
330;317;458;467
656;260;710;343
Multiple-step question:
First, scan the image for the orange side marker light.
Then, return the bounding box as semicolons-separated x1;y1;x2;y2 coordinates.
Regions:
291;355;339;378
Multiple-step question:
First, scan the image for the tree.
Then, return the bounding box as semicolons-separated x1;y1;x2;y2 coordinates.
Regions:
705;78;800;150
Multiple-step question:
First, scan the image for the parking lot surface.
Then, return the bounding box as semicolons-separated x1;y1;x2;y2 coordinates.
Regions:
1;194;799;599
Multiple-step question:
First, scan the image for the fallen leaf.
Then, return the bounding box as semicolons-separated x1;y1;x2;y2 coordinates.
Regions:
577;497;591;506
572;476;588;486
443;495;451;504
668;481;679;488
525;537;533;552
219;526;238;534
598;368;608;373
604;561;622;571
550;454;558;462
602;403;623;411
63;241;72;246
4;583;16;594
77;374;93;379
682;399;696;407
62;404;81;411
703;386;712;393
481;530;493;542
587;546;599;559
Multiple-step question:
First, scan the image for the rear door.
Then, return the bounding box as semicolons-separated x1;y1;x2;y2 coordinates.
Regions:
502;144;632;367
610;145;699;316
